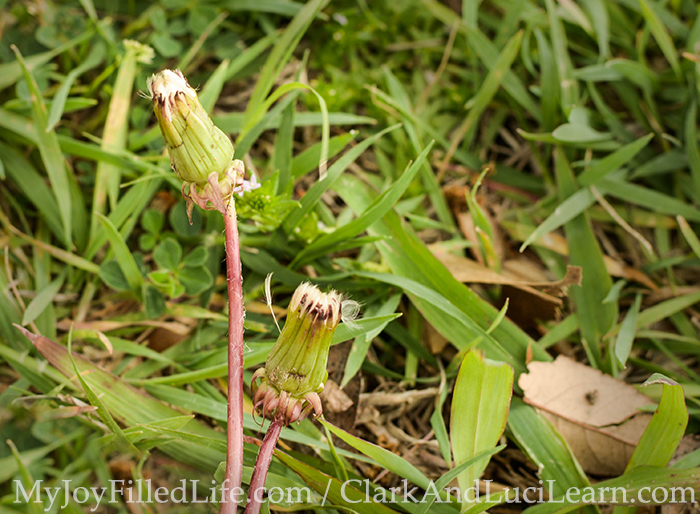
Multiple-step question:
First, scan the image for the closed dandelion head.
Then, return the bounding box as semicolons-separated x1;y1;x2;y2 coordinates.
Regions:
147;69;257;220
252;283;354;425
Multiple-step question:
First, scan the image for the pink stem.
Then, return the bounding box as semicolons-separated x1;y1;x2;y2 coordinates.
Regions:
244;415;285;514
221;203;244;514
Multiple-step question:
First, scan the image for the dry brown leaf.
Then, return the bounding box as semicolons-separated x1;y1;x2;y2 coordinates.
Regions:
519;356;654;476
501;222;658;290
244;300;287;317
603;259;659;292
455;211;484;265
431;247;581;305
57;318;194;335
320;379;354;414
326;341;361;433
645;286;700;305
147;326;189;352
500;285;559;329
540;411;649;476
502;258;551;282
425;322;450;355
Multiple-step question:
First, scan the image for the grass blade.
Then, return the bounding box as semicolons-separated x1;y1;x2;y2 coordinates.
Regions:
613;293;642;369
639;0;682;78
522;467;700;514
677;215;700;258
520;188;595;252
544;0;579;110
11;45;73;247
597;179;700;222
282;124;400;232
65;326;139;455
96;212;144;291
21;269;67;327
291;132;357;179
555;149;616;368
291;141;434;267
47;42;105;131
275;451;402;514
90;40;153;241
0;27;97;91
507;398;597;508
451;349;513;509
335;173;549;377
627;374;688;469
319;419;431;490
14;326;227;471
240;0;329;135
577;133;653;186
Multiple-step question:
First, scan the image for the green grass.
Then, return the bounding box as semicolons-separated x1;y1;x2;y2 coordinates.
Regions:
1;0;700;513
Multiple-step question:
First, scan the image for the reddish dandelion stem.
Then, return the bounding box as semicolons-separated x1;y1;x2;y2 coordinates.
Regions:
244;415;284;514
221;202;245;514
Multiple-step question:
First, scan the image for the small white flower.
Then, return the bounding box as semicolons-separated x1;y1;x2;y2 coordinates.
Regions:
234;173;261;197
332;13;348;25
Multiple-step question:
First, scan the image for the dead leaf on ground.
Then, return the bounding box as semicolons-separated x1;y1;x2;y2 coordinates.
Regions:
325;340;361;433
501;221;658;290
500;285;559;329
519;356;654;476
454;210;507;265
321;379;354;414
424;322;450;355
431;246;581;307
57;318;194;336
148;326;189;352
243;300;287;317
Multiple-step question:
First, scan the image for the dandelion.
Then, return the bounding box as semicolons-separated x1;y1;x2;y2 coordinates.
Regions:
147;69;258;220
245;283;358;514
147;68;253;514
252;283;343;424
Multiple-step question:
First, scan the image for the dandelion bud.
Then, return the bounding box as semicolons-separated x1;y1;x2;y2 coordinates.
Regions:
147;69;260;218
148;69;233;185
252;283;345;425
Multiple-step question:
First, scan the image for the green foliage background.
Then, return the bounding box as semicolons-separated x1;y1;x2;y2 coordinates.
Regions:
1;0;700;512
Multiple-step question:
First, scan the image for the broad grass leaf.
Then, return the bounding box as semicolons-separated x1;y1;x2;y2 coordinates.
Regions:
21;269;67;326
335;173;550;378
613;294;642;368
627;374;688;470
282;124;400;232
12;46;74;247
451;349;513;508
275;451;403;514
